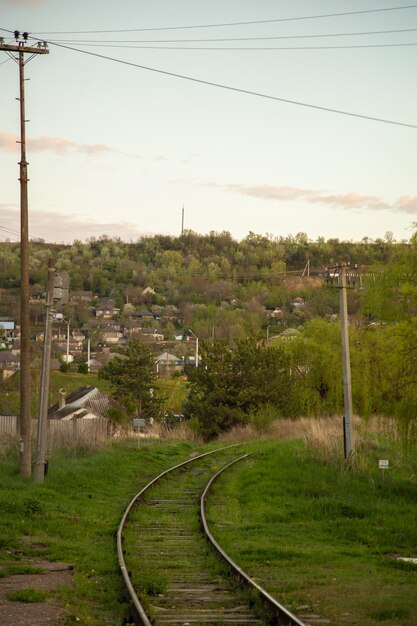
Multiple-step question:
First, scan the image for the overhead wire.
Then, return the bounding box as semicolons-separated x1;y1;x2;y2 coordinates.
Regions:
27;4;417;34
0;225;19;235
0;226;19;241
43;26;417;44
40;42;417;51
0;56;14;66
44;40;417;130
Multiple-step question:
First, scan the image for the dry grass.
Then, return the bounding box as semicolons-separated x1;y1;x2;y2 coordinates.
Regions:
218;415;404;468
218;424;259;443
156;421;202;442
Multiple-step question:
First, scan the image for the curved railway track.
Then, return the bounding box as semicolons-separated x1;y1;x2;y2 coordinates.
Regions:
117;446;305;626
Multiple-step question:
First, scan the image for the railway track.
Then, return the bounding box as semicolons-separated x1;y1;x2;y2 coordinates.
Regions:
118;446;305;626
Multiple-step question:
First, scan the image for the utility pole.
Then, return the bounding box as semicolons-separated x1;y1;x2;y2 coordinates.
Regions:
181;205;185;236
339;264;354;461
0;32;49;476
34;259;55;484
189;329;199;368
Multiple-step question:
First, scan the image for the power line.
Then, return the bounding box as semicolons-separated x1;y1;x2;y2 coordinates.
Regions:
0;225;20;236
25;4;417;34
44;41;417;51
47;41;417;130
0;233;19;241
43;27;417;44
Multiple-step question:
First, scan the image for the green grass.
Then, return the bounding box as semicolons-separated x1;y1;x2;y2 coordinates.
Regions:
0;438;213;625
0;564;43;577
207;439;417;626
2;431;416;625
157;376;189;414
7;588;49;603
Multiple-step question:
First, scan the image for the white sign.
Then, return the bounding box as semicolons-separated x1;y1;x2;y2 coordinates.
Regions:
379;460;389;469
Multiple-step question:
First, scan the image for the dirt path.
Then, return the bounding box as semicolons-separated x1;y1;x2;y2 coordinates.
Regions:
0;558;73;626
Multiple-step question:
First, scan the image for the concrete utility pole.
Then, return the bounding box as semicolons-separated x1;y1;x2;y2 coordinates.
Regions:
188;329;199;368
34;259;55;484
339;265;354;460
0;32;49;476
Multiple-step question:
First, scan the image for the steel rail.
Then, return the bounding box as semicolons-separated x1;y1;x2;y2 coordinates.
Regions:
116;443;241;626
201;453;306;626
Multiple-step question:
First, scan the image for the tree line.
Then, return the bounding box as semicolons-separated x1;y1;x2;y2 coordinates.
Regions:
1;228;416;443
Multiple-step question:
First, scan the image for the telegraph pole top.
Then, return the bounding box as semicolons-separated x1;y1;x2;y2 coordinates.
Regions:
0;30;49;54
0;42;49;54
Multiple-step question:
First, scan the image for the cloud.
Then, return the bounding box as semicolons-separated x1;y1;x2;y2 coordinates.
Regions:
0;132;114;156
395;195;417;214
0;206;144;243
203;182;416;214
5;0;47;6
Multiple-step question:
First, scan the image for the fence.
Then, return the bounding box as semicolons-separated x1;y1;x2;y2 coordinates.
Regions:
0;415;17;437
0;415;111;449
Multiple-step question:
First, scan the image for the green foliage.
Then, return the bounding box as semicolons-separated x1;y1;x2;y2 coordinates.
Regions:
208;439;417;625
7;588;49;603
0;564;43;577
0;439;205;624
184;338;292;439
248;402;281;433
99;339;163;419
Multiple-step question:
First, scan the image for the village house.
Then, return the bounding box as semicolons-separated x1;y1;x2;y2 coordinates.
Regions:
139;328;164;342
155;351;183;377
0;351;20;379
48;386;117;421
71;290;96;303
101;328;124;345
133;309;154;321
95;298;121;319
0;320;15;341
72;329;86;344
123;321;142;338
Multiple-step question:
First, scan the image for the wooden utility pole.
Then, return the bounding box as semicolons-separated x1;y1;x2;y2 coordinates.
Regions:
0;33;49;476
34;259;55;484
339;265;354;460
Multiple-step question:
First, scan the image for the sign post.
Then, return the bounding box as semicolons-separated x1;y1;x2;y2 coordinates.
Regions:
379;459;389;484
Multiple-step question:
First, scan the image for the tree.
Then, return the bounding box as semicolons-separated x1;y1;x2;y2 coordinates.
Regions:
99;340;163;419
184;338;292;439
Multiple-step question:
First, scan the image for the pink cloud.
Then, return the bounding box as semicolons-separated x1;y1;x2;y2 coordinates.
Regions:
0;131;113;156
5;0;47;6
395;195;417;214
0;132;19;152
317;192;391;211
0;206;144;243
207;182;315;202
204;182;417;214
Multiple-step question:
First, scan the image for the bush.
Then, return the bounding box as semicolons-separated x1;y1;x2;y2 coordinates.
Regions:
249;403;281;433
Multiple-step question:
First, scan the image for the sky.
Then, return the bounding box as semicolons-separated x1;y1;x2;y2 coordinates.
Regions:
1;0;417;244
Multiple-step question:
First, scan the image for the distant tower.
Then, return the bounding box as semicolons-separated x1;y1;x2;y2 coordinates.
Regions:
181;205;184;235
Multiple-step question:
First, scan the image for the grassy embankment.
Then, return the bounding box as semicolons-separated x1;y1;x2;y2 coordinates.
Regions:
1;419;416;625
0;438;209;625
207;427;417;626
